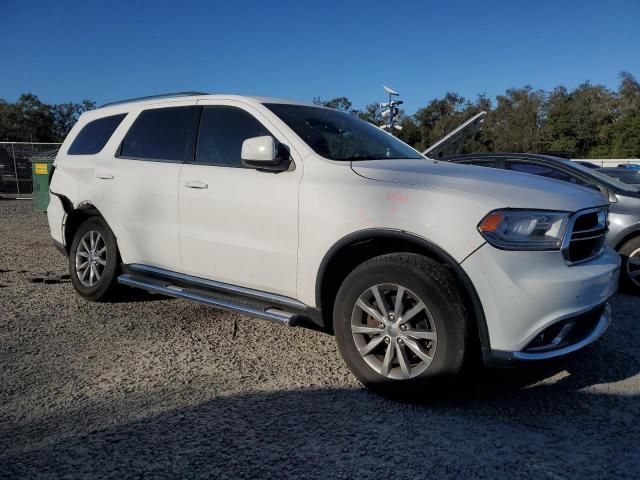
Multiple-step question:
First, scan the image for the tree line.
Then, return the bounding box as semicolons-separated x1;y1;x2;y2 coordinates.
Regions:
315;72;640;158
0;94;95;143
1;72;638;158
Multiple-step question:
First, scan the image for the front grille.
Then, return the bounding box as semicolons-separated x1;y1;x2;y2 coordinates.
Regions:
561;208;608;265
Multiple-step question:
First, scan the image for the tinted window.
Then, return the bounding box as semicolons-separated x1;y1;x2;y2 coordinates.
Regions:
120;106;197;161
68;114;126;155
461;158;499;168
507;160;597;189
196;107;271;167
602;170;640;184
265;104;422;161
569;161;639;193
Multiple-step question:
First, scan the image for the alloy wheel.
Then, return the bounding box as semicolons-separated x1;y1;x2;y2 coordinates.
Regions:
350;283;437;380
75;230;107;287
627;247;640;288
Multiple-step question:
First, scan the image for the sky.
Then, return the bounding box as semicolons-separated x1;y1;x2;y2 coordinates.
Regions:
1;0;639;114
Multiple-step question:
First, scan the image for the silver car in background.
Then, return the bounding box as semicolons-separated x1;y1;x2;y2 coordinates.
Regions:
445;153;640;292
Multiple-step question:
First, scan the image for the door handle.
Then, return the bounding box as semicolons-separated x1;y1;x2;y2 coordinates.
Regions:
96;172;114;180
184;180;208;189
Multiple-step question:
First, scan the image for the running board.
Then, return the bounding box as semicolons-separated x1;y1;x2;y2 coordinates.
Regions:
118;274;300;326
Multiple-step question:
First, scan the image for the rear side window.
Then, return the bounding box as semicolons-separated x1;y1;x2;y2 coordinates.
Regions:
119;106;197;162
196;106;271;167
67;114;126;155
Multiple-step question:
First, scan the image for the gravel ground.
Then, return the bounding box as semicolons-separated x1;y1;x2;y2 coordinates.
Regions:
1;198;639;479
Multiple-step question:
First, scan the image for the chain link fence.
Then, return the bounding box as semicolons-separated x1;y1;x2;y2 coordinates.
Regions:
0;142;62;198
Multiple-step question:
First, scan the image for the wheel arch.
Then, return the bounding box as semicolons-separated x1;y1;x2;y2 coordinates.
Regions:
62;200;107;253
614;226;640;252
315;229;490;348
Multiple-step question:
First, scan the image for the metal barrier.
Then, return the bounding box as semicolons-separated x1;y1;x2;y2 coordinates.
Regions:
0;142;62;198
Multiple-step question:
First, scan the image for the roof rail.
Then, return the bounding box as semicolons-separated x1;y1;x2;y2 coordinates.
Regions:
99;91;208;108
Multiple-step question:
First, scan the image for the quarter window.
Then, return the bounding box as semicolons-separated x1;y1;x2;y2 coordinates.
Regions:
67;114;126;155
119;106;197;161
196;107;271;167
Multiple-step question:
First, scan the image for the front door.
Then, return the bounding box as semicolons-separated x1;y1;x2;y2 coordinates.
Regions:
178;101;301;298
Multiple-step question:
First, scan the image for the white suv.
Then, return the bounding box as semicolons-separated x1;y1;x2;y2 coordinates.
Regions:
48;93;620;392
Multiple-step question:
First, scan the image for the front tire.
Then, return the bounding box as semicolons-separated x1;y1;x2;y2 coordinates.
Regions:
619;236;640;294
69;216;121;301
333;253;470;394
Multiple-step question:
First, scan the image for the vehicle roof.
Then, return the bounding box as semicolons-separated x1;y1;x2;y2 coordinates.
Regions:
97;93;319;111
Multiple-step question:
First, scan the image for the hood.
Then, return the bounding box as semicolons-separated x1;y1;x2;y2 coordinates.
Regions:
422;111;486;159
351;159;608;212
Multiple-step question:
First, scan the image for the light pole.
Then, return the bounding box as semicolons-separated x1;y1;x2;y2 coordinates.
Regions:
380;85;403;133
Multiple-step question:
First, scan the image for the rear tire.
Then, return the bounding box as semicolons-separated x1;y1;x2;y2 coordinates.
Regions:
69;216;121;301
619;236;640;294
333;253;470;395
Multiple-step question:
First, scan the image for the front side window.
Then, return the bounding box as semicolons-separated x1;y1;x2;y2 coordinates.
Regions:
68;114;126;155
568;161;640;193
507;160;601;190
463;158;499;168
507;160;575;182
119;106;197;161
604;170;640;185
196;107;271;167
265;103;422;161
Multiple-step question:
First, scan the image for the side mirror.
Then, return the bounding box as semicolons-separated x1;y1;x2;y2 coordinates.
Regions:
241;136;290;172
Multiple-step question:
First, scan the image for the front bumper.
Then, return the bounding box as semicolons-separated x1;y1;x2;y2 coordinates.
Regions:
483;302;611;365
462;243;620;360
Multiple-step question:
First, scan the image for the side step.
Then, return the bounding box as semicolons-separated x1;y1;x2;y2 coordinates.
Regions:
118;274;300;326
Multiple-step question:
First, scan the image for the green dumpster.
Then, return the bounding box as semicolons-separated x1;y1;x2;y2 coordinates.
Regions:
30;149;59;212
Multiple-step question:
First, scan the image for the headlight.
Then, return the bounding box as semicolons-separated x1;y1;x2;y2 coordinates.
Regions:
478;209;570;250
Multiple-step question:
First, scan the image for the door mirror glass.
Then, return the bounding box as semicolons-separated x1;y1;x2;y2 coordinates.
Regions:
241;136;290;171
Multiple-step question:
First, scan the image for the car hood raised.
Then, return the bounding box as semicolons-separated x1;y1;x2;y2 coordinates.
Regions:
351;159;608;212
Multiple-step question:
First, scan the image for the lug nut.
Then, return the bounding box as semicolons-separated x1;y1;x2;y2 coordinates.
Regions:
379;322;385;329
384;336;390;344
400;325;407;331
398;338;404;345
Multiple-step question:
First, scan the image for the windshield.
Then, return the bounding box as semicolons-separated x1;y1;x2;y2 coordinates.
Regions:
566;160;640;193
265;104;423;161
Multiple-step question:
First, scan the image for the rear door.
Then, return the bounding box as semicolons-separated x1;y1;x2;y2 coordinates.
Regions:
92;102;198;271
178;100;301;297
